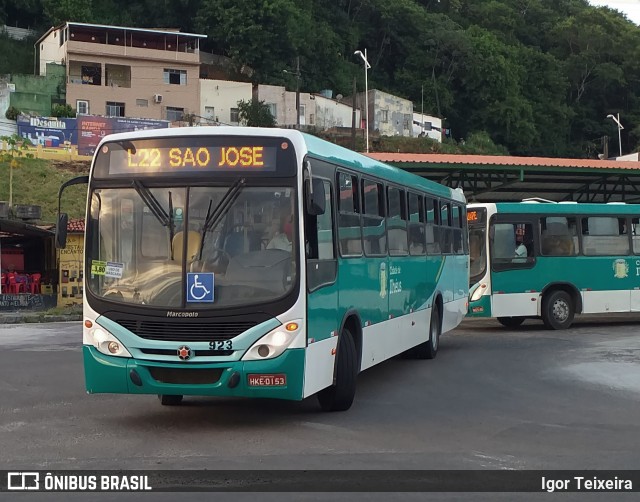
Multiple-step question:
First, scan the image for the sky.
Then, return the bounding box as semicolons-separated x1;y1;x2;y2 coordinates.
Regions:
588;0;640;24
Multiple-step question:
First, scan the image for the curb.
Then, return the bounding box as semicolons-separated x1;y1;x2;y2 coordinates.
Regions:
0;314;82;324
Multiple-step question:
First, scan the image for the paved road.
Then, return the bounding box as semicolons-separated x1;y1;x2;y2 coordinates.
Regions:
1;316;639;499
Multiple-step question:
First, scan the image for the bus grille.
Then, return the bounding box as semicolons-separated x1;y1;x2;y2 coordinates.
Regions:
116;319;258;342
148;367;223;385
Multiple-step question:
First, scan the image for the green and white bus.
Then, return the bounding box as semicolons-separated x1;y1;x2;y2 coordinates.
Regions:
56;127;468;411
467;200;640;329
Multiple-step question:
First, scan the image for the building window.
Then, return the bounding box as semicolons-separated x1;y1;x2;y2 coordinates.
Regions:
404;114;411;130
230;107;240;123
136;99;148;107
163;68;187;85
266;103;277;119
106;101;125;117
81;65;101;85
309;113;314;125
166;107;184;121
381;110;388;123
76;100;89;115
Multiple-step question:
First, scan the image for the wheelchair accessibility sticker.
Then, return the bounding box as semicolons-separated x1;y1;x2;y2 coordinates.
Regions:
186;273;214;302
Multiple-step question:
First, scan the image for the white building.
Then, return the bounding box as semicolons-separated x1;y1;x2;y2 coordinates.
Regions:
200;79;252;125
412;112;442;142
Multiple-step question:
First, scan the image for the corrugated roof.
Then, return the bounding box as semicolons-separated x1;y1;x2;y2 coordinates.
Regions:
366;153;640;170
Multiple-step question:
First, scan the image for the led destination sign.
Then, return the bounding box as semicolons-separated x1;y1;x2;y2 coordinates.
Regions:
95;136;295;177
125;146;275;170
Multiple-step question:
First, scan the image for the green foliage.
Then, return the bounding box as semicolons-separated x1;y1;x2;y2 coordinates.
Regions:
5;106;21;120
6;0;640;157
51;103;75;118
237;99;277;127
0;156;88;222
0;32;37;75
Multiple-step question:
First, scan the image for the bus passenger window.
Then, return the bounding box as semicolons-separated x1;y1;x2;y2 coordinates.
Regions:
491;222;534;268
540;217;577;256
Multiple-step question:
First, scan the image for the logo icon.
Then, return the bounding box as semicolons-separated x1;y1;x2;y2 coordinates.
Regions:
186;273;214;303
177;346;192;360
7;472;40;490
379;263;387;299
613;259;629;279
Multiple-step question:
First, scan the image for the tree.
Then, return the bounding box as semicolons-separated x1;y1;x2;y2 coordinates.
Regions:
51;104;75;118
0;134;34;209
236;99;276;127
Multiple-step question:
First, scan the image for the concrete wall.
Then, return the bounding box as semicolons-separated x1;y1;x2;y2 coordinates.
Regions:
370;90;413;137
10;63;66;116
200;79;252;125
313;95;359;130
257;84;312;127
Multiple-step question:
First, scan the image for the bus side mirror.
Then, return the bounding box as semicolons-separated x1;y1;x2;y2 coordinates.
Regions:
306;178;326;216
56;213;68;249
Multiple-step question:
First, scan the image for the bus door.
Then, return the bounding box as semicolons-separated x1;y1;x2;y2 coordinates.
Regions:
489;215;538;318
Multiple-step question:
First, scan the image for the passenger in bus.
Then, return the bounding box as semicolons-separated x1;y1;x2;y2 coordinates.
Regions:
515;236;527;259
267;214;293;252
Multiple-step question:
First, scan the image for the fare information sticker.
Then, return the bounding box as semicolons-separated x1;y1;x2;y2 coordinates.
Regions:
91;260;107;276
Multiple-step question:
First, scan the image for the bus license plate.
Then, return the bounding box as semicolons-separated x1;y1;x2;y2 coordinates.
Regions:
247;374;287;387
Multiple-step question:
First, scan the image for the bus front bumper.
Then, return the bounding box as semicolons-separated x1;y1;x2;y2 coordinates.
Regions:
83;346;305;401
467;294;492;317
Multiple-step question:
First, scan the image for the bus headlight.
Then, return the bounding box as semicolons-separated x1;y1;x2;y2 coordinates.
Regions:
89;327;131;358
242;320;302;361
470;283;487;302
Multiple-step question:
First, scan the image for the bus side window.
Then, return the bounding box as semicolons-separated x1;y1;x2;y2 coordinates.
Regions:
540;217;577;256
408;192;425;255
581;216;629;256
362;179;386;256
632;218;640;254
425;197;440;255
337;172;362;256
387;186;408;255
306;180;335;260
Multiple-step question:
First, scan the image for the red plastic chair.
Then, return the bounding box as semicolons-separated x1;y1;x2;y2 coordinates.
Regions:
30;273;42;294
7;273;26;294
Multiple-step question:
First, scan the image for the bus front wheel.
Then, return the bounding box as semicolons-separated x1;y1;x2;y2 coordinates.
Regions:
317;328;358;412
497;316;525;328
158;394;183;406
542;290;574;330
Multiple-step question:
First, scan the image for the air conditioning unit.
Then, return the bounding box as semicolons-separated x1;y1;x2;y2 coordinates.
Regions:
153;94;163;104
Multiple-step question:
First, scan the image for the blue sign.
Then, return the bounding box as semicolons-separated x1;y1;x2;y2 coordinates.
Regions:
186;273;214;303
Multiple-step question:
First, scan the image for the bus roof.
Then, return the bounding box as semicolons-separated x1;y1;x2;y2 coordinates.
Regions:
470;201;640;215
301;132;460;201
95;126;462;203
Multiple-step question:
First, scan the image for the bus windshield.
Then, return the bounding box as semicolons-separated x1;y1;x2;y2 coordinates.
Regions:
86;183;297;308
467;207;487;284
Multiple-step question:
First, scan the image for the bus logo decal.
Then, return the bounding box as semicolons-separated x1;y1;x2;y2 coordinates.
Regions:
379;263;387;298
613;259;629;279
177;346;192;360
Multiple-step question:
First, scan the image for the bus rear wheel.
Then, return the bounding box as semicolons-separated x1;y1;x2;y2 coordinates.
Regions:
413;305;441;360
542;290;574;330
317;328;358;412
497;316;525;328
158;394;183;406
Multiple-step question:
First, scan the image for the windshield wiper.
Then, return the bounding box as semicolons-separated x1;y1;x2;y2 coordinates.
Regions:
199;178;246;260
133;181;175;255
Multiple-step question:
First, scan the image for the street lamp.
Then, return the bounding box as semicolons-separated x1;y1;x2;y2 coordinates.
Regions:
354;49;371;153
606;113;624;157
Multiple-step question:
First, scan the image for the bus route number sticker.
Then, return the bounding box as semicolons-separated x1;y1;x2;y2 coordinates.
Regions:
91;260;107;276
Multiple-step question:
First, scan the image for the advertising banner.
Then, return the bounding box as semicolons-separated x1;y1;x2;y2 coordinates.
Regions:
16;115;77;149
16;115;171;156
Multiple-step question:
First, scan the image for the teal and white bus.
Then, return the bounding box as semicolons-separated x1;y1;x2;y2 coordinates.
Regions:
467;200;640;329
57;127;468;411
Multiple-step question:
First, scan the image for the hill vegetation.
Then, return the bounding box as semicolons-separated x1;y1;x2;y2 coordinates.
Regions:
0;158;88;223
2;0;640;158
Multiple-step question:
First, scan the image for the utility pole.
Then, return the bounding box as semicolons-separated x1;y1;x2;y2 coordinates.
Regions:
351;77;357;150
295;56;301;128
